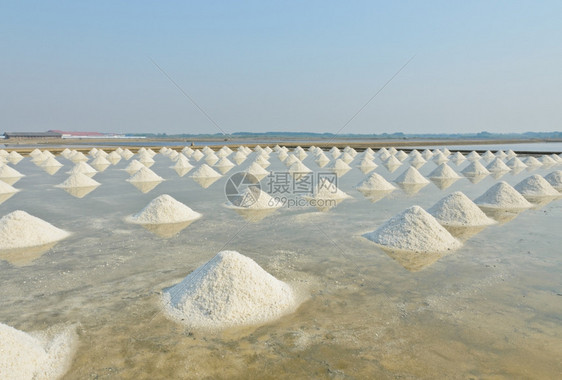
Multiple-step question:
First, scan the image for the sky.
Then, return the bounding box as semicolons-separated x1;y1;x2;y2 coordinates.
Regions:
1;1;561;135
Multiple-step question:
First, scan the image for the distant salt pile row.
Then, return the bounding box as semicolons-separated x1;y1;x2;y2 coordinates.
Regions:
0;323;77;380
0;211;70;250
162;250;300;329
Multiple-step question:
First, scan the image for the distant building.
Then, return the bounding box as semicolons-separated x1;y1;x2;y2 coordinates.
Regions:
4;131;62;139
48;130;106;138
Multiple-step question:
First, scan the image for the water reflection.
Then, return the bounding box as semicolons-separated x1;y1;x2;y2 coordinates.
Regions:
0;242;57;266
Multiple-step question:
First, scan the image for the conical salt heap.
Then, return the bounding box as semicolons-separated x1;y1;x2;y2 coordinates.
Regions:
461;161;490;176
204;152;219;166
56;173;100;188
421;149;433;160
340;152;354;164
0;322;77;380
162;250;299;329
356;172;396;192
482;150;495;162
395;150;408;162
544;170;562;191
0;210;70;250
539;155;556;166
191;164;221;178
191;150;204;161
0;164;25;184
433;151;449;165
495;150;508;159
514;175;560;198
284;154;300;167
506;149;517;159
214;157;235;174
409;154;427;169
358;157;378;173
466;151;481;161
383;155;402;170
7;151;24;165
107;151;122;165
450;151;466;165
328;158;352;176
289;161;312;180
506;157;527;170
244;162;269;180
428;191;496;227
120;149;134;160
90;155;111;171
67;162;97;177
127;166;164;183
232;151;248;165
474;181;532;210
429;163;461;179
127;194;202;224
486;157;511;172
41;157;63;168
330;147;341;159
69;151;88;163
124;159;145;175
363;206;462;254
395;167;429;184
314;152;330;168
309;177;351;200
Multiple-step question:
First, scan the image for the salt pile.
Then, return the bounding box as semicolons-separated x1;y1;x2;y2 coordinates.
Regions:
409;155;427;169
242;162;268;181
126;194;202;224
191;150;204;161
428;191;496;227
214;157;235;174
227;186;281;209
395;167;429;184
107;151;122;165
289;161;312;180
328;158;351;176
482;150;495;162
69;151;88;163
314;152;330;168
90;155;111;171
8;151;24;165
67;162;97;177
428;163;461;179
340;152;354;164
486;157;511;172
356;172;396;192
330;147;341;159
284;154;300;167
450;151;466;165
474;182;533;210
383;155;402;170
461;161;490;176
495;150;508;159
506;157;527;170
395;150;408;162
120;149;134;160
544;170;562;191
0;180;19;196
466;151;481;161
232;151;248;165
56;173;100;188
421;149;433;160
127;166;164;183
0;165;25;184
309;177;351;200
162;250;299;329
41;157;63;168
190;164;221;178
539;155;556;166
514;175;560;198
363;206;462;253
124;159;145;175
358;158;378;173
204;152;219;166
433;151;449;165
0;322;77;380
523;156;541;167
0;211;70;250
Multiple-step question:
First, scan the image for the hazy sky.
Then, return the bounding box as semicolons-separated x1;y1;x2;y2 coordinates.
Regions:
2;1;561;135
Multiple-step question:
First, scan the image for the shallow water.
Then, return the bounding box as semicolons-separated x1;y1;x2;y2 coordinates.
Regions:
0;150;561;379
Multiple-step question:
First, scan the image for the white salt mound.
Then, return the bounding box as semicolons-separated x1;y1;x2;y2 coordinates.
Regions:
163;250;299;329
486;157;511;172
364;206;462;253
356;172;396;191
0;165;25;179
124;159;145;174
474;181;533;210
461;161;490;176
311;178;351;200
127;194;202;224
127;166;164;183
191;164;221;178
428;191;496;227
429;163;461;179
0;180;19;195
56;173;100;188
544;170;562;191
0;210;70;250
0;323;77;380
514;175;560;197
395;167;429;184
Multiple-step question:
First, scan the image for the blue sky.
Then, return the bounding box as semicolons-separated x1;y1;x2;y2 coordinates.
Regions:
1;1;561;135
